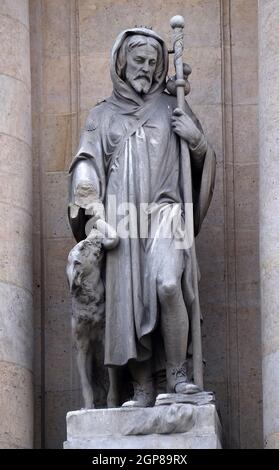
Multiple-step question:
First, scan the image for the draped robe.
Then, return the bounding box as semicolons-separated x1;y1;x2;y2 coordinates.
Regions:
68;28;216;369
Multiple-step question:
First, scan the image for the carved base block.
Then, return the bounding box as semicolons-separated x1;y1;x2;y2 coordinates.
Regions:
155;391;215;406
64;403;222;449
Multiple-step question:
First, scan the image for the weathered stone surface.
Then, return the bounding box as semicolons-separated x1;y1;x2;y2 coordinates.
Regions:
0;15;31;87
0;203;33;293
42;56;71;114
191;104;223;162
0;362;33;449
231;0;258;47
45;389;82;449
44;238;74;392
234;164;259;229
64;404;222;449
65;432;221;449
0;134;32;212
155;391;215;407
0;282;33;370
262;350;279;448
0;0;33;450
78;0;221;52
42;114;76;172
0;0;29;29
184;47;222;106
233;105;258;165
80;54;112;111
42;0;72;59
0;74;31;145
45;172;72;238
122;404;195;435
259;0;279;449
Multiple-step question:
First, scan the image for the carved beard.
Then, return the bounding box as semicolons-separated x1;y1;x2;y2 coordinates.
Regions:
125;72;152;94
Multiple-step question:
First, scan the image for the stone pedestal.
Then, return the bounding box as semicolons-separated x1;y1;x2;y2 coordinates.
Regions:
64;404;222;449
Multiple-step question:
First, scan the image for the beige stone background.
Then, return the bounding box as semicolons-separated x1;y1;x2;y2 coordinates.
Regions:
29;0;262;448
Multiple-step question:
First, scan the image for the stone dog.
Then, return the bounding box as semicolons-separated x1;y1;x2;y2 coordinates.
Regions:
66;228;118;408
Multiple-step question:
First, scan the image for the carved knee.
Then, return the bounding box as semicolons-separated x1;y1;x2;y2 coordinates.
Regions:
157;278;179;302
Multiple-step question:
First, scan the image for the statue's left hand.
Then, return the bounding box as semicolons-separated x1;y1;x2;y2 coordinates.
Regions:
171;108;202;147
95;219;120;251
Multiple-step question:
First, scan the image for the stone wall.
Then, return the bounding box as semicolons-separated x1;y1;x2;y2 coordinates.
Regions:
0;0;33;448
259;0;279;449
30;0;262;448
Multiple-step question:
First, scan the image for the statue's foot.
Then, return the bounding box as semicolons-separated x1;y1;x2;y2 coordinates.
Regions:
167;362;200;395
122;398;153;408
174;381;200;394
122;383;154;408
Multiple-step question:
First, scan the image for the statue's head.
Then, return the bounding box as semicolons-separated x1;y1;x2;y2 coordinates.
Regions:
116;34;164;95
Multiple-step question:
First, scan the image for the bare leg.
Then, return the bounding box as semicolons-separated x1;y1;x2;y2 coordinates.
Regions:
158;281;189;370
157;242;199;394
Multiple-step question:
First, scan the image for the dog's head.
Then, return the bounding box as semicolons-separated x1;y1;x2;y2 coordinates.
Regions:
66;231;103;293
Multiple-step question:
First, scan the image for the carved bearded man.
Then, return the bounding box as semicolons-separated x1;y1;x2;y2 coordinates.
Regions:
68;28;216;407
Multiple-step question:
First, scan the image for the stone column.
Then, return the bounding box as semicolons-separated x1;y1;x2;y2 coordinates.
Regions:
259;0;279;449
0;1;33;448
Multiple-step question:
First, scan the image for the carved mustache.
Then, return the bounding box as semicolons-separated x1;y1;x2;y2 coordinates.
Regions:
135;74;151;82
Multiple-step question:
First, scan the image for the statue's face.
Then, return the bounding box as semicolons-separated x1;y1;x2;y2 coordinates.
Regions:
125;44;158;94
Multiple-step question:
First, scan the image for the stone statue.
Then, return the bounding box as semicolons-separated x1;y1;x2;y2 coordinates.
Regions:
68;17;216;409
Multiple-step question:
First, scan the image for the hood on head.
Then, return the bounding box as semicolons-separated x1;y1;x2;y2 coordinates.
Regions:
110;28;169;104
